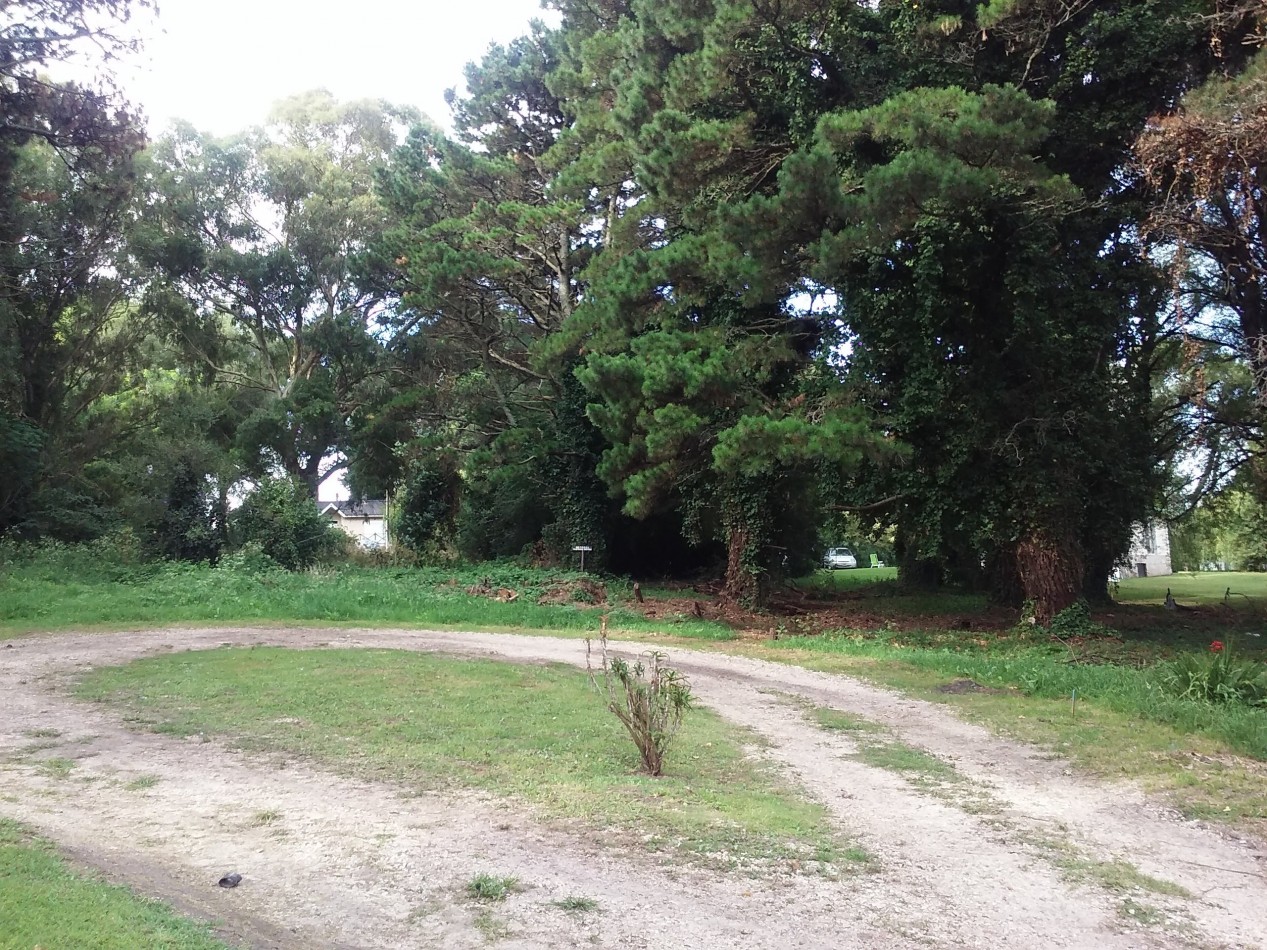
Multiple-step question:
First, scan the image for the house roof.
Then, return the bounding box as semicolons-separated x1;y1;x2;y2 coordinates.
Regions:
319;499;386;519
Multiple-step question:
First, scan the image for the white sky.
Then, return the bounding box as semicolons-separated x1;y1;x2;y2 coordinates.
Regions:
114;0;558;135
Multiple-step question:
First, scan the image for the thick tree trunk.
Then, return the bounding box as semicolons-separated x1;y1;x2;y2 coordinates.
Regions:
1015;531;1083;625
722;525;765;607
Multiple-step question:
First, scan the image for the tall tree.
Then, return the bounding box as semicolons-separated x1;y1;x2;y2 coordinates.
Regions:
0;0;149;537
1136;7;1267;500
135;92;417;493
546;0;1248;619
371;27;647;567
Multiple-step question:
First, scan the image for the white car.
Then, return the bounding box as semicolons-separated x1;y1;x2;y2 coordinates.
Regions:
824;547;858;570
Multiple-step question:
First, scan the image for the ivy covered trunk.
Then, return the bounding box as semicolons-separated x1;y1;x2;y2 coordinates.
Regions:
721;483;773;608
1015;531;1083;625
723;524;760;606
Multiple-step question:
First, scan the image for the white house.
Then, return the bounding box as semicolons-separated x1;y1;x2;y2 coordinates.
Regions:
320;499;389;549
1121;520;1172;578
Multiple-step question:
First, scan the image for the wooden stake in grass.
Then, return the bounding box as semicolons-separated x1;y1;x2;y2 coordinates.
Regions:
586;615;692;776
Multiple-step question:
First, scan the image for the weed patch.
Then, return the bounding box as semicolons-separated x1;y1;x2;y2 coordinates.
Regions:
466;873;519;902
553;895;600;913
38;757;76;779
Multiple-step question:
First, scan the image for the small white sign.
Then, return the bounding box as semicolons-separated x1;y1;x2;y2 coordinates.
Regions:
572;545;593;552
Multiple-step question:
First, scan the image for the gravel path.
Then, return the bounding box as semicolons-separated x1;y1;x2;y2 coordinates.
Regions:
2;626;1264;949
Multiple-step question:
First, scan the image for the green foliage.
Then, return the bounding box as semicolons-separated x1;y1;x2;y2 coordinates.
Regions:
587;625;693;776
1158;643;1267;707
1046;601;1108;639
231;477;337;570
1170;488;1267;572
148;461;221;563
390;460;459;553
135;93;414;491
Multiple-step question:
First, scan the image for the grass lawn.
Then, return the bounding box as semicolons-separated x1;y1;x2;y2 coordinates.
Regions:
800;566;900;591
76;647;862;872
0;556;733;641
0;819;231;950
1116;571;1267;608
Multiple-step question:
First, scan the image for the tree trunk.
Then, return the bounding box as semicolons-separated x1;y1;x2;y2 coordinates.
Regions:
1015;531;1083;624
722;524;764;607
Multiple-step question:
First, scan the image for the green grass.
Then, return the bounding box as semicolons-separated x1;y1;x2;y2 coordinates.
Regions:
800;566;899;591
1116;571;1267;608
0;558;733;641
797;567;996;617
0;818;231;950
770;635;1267;765
76;647;858;871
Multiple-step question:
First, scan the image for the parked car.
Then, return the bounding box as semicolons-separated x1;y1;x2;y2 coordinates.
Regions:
824;546;858;570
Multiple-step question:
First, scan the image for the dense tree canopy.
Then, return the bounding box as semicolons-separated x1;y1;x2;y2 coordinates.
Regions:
6;0;1267;618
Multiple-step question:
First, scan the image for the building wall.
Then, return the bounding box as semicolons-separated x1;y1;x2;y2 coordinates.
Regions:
1123;521;1172;578
326;514;388;549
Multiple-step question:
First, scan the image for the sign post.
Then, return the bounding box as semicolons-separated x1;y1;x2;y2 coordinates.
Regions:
572;545;593;572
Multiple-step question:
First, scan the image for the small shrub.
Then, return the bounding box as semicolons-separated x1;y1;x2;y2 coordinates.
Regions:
587;616;692;776
1157;641;1267;707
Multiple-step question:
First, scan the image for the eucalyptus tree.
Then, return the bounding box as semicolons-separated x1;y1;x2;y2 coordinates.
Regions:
135;91;418;493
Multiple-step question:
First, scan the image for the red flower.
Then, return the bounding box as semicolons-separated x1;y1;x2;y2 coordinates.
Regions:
1210;641;1225;653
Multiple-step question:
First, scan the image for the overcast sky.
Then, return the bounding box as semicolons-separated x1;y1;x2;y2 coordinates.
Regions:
115;0;558;135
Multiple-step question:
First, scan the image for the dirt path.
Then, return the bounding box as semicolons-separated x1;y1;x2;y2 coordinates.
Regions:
2;626;1265;949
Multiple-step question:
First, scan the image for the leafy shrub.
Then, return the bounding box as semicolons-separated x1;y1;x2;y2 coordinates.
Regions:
587;617;692;775
0;531;149;582
1047;600;1108;637
230;477;338;570
216;542;282;576
1157;642;1267;707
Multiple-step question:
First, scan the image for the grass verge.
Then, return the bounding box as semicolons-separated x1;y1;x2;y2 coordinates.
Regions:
0;560;733;641
736;637;1267;828
0;818;231;950
76;647;862;873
